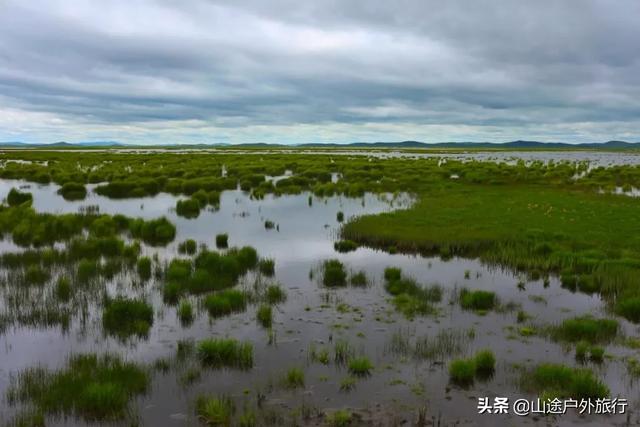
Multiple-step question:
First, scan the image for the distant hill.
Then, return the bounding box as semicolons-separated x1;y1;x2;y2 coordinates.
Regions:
297;140;640;149
0;140;639;149
0;141;125;148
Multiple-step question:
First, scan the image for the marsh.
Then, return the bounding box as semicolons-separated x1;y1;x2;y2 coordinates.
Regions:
0;149;639;426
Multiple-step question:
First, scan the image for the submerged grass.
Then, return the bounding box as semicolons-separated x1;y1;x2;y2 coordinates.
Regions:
388;328;473;361
383;267;442;317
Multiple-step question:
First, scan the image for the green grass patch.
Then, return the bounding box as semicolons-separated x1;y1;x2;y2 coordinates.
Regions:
383;267;442;317
334;240;358;253
7;188;33;206
550;316;618;344
326;409;353;427
7;353;148;421
215;233;228;248
24;265;49;285
175;198;201;218
136;256;152;280
57;183;87;201
448;359;476;386
178;239;198;255
102;297;153;339
197;338;253;369
349;270;368;286
258;258;275;276
615;297;640;323
474;349;496;374
522;363;609;399
322;259;347;287
459;289;496;311
265;284;287;304
129;216;176;246
178;300;194;325
256;304;272;328
348;357;373;376
195;395;234;426
343;184;640;309
55;276;72;301
283;367;305;389
449;349;496;385
204;289;248;318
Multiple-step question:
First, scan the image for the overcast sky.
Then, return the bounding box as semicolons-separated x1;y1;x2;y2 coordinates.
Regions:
1;0;639;144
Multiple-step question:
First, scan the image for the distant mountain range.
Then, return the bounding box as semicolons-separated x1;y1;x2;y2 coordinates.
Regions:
0;140;639;149
0;141;125;147
293;140;640;149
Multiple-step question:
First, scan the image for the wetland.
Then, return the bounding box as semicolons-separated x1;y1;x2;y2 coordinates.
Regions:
0;148;639;426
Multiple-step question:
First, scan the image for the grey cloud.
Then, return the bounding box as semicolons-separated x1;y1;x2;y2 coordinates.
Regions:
0;0;639;144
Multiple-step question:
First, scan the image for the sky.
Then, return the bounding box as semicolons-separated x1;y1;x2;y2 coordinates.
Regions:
0;0;639;145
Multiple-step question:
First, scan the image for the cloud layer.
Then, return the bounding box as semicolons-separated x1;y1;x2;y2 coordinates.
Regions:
1;0;639;144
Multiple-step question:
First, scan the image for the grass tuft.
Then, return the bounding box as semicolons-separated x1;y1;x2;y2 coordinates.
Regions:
459;289;496;311
258;258;275;276
322;259;347;287
256;304;272;328
204;290;247;317
474;349;496;374
178;300;194;325
283;367;305;389
448;359;476;386
550;316;618;344
265;284;287;304
349;270;368;286
523;363;609;399
197;338;253;369
196;395;234;426
102;297;153;339
348;357;373;376
215;233;228;249
334;240;358;253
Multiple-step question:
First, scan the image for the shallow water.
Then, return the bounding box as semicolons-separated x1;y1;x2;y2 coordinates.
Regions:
4;148;640;168
0;180;638;426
